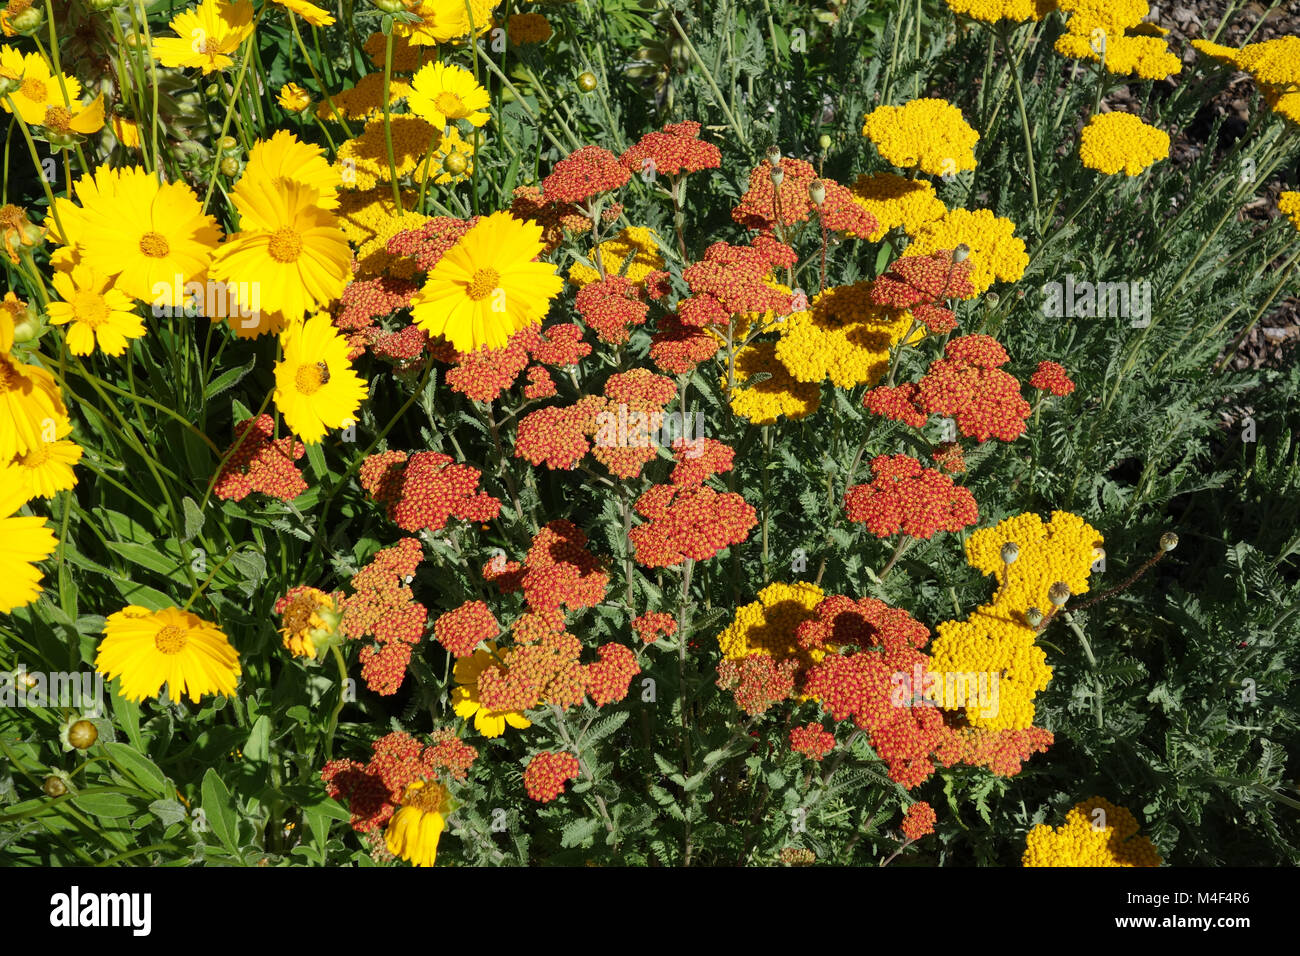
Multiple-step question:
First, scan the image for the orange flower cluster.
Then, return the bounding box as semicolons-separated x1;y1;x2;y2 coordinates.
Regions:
632;611;677;644
582;643;641;706
901;801;937;840
521;519;610;614
629;440;757;567
649;313;720;374
789;723;837;761
523;751;581;803
333;275;419;359
434;600;500;658
322;730;476;833
576;275;650;345
870;250;975;334
732;157;878;237
1029;360;1075;396
542;145;630;205
678;237;795;328
863;333;1032;441
843;454;978;539
716;655;799;716
337;538;428;695
212;414;308;502
359;450;501;533
619;120;721;178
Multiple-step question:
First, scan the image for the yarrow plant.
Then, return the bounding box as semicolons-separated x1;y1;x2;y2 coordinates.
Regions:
0;0;1297;875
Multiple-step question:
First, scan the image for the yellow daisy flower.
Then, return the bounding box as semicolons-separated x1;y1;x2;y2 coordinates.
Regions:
50;165;223;306
273;311;368;444
47;262;145;356
95;605;241;703
411;210;562;352
277;82;311;112
0;351;70;461
407;61;491;128
37;91;105;140
386;779;452;867
151;0;255;75
0;466;57;613
210;178;350;327
277;586;342;659
451;643;532;738
9;438;80;500
271;0;334;27
0;46;80;126
241;130;340;209
393;0;498;46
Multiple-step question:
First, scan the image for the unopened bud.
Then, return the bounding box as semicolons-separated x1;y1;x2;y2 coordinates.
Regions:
220;156;240;177
770;166;784;186
1000;542;1019;564
369;0;406;12
43;776;68;798
1025;608;1044;628
576;71;597;93
1159;532;1178;552
219;135;239;152
952;243;970;263
442;151;468;176
808;180;826;205
985;291;999;304
1048;582;1070;607
818;133;832;150
9;3;45;35
766;145;782;165
67;719;98;750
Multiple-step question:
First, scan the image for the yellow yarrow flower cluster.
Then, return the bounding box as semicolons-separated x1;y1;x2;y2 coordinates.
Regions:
568;226;665;289
1078;112;1170;176
334;116;474;192
774;283;918;389
846;173;947;241
1279;192;1300;233
903;208;1028;296
336;188;426;280
725;341;822;425
715;581;827;673
943;0;1054;23
1023;797;1162;867
862;98;979;177
1054;0;1180;81
930;511;1102;730
317;73;412;123
1193;37;1300;127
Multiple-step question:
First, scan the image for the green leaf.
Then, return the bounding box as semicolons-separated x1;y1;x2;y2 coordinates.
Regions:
148;799;188;827
560;817;602;848
104;742;169;796
181;497;205;544
73;791;139;819
204;354;257;401
201;768;239;852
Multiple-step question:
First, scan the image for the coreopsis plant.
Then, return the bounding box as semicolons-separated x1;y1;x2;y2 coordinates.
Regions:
0;0;1297;872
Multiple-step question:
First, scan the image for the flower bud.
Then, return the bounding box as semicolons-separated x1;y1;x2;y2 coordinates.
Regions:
1025;607;1044;628
985;291;999;304
576;71;597;93
220;156;240;177
369;0;407;12
769;166;784;186
43;775;68;798
808;179;826;205
1048;582;1070;607
67;719;98;750
952;243;970;263
0;203;45;260
765;145;782;165
219;135;239;152
85;0;120;11
818;133;832;150
1000;542;1019;564
442;150;468;176
9;2;44;36
1159;532;1178;552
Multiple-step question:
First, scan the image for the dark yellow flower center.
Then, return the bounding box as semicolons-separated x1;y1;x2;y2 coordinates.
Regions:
138;231;170;259
282;589;328;634
294;362;327;395
43;105;71;133
434;91;467;117
466;267;500;302
71;290;110;327
154;624;188;655
0;203;25;232
18;442;50;467
19;76;47;102
268;227;304;263
403;780;450;815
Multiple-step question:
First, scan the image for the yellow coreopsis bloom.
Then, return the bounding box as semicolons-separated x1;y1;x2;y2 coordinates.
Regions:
0;466;57;613
210;178;350;329
277;82;312;112
272;311;368;444
38;91;105;139
393;0;498;45
151;0;255;74
0;351;70;461
241;130;340;209
9;437;81;500
385;780;452;866
408;61;491;128
452;644;532;738
0;46;80;126
96;605;241;703
271;0;335;27
47;262;145;356
411;210;563;352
